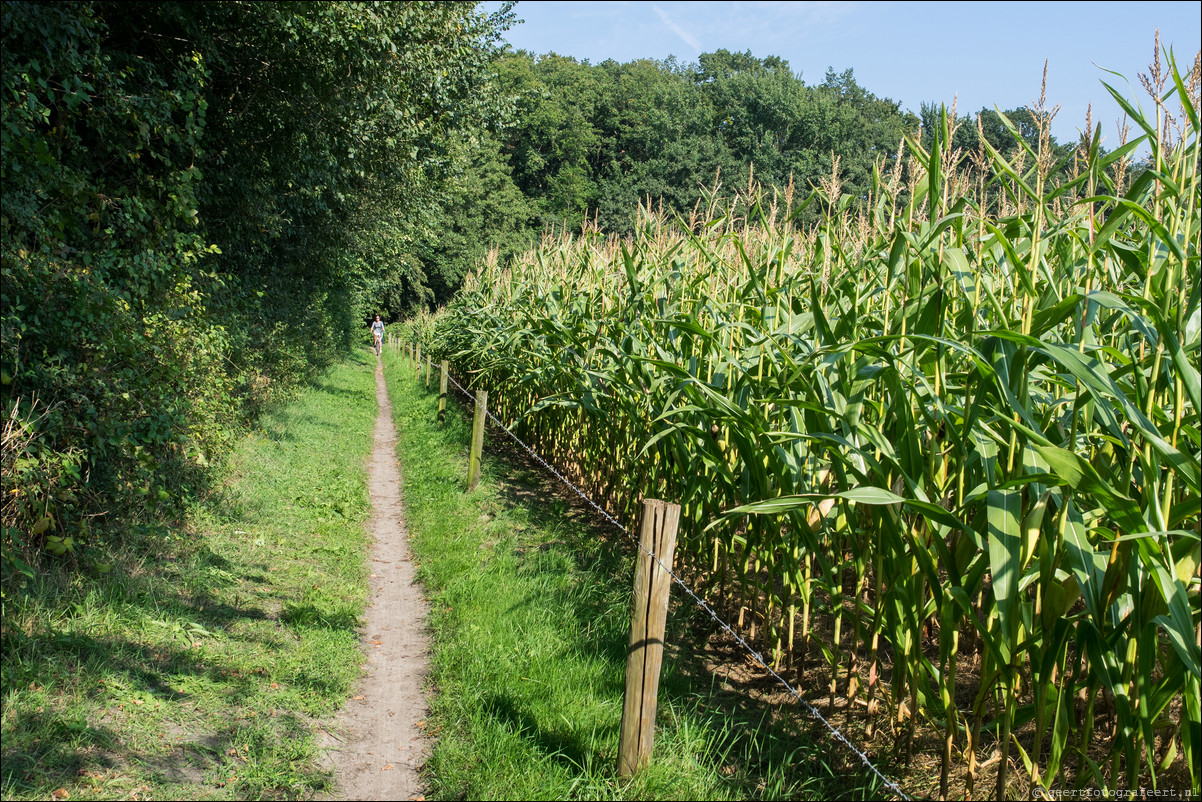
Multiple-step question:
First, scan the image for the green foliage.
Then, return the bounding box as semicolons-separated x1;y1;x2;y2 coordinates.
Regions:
1;1;512;574
2;1;231;568
444;49;1102;274
136;0;514;370
918;100;1076;182
402;132;537;308
423;49;1201;797
383;349;878;801
0;355;377;801
475;49;923;240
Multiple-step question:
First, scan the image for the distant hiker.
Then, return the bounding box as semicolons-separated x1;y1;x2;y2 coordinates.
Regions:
371;315;384;355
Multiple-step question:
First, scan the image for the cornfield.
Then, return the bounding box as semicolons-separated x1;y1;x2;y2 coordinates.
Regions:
414;54;1201;798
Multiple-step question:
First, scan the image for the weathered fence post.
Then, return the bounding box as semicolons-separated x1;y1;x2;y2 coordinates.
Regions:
466;390;487;491
414;342;422;381
425;355;431;390
617;499;680;777
438;361;448;424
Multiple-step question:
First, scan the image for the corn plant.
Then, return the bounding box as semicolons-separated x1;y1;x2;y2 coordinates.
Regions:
415;53;1201;799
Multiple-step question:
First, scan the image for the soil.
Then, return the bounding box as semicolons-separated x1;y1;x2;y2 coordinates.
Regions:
319;356;430;801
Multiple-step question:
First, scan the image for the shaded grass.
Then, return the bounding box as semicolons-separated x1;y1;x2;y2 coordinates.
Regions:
384;349;885;800
0;351;378;801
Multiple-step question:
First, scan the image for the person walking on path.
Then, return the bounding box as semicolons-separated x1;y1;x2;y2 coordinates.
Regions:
371;315;385;356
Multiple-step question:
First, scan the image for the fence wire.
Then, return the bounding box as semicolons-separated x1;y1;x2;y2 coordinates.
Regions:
422;355;911;801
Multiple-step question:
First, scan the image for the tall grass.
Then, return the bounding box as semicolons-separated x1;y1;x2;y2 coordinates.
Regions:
417;53;1201;798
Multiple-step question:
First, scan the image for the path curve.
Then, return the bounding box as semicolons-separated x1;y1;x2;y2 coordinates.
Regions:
322;355;430;800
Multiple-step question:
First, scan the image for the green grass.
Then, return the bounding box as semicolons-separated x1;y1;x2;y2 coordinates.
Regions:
383;347;886;800
0;351;379;801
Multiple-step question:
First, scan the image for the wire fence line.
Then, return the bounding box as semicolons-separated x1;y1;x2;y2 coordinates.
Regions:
422;356;910;801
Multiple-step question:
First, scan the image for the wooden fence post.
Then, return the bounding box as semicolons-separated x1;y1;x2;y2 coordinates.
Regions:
466;390;487;491
425;355;431;390
438;360;449;424
617;499;680;777
414;342;422;380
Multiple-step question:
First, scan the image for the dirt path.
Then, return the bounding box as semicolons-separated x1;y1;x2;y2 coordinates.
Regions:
321;356;430;800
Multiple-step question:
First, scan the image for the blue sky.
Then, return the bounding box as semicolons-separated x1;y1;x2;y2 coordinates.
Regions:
482;1;1201;147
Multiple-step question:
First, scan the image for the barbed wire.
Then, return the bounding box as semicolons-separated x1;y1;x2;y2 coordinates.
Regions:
424;356;911;801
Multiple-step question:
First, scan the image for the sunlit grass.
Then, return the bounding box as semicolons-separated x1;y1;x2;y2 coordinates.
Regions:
0;353;378;800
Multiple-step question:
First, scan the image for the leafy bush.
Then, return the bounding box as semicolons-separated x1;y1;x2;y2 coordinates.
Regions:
1;1;513;569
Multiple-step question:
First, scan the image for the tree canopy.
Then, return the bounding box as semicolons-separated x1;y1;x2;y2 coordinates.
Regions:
1;0;512;560
455;49;922;245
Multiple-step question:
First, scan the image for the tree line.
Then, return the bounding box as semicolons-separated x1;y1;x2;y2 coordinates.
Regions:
1;1;512;568
424;48;1078;295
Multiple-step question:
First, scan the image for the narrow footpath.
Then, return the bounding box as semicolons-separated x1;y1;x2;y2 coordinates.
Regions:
322;355;430;800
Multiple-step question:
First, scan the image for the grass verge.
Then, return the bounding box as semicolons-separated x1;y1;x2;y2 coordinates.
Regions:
1;351;378;801
384;348;887;800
